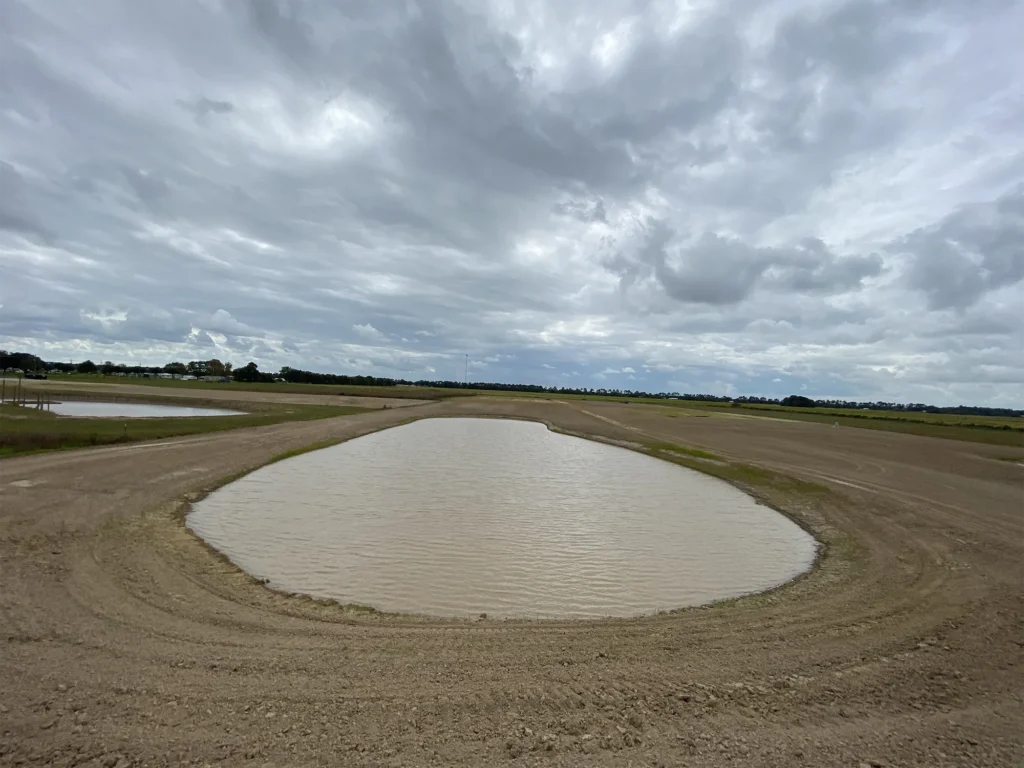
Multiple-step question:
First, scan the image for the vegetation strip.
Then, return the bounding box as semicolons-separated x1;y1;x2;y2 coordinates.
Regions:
13;371;1021;444
0;400;370;458
644;441;722;461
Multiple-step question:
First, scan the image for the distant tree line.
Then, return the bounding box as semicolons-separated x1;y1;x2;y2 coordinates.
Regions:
0;351;233;379
2;349;1020;417
742;394;1022;417
0;351;45;372
278;367;396;387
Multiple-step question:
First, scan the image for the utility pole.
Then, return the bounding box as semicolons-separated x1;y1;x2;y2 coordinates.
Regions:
464;354;468;386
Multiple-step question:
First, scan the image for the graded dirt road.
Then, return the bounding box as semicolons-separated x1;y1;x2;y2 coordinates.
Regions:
1;398;1021;767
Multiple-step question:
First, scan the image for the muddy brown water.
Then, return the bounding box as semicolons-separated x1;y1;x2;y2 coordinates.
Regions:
188;418;817;618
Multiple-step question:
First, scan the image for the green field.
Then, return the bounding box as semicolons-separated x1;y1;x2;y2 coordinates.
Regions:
33;373;466;401
621;399;1021;444
12;374;1022;447
478;389;1022;444
710;400;1022;428
0;399;369;458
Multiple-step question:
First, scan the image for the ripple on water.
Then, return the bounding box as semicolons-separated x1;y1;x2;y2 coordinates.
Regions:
188;418;817;619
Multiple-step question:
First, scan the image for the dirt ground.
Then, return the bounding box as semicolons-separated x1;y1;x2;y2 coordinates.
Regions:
0;398;1021;767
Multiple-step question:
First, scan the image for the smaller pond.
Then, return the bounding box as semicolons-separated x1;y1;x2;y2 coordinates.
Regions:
49;401;244;418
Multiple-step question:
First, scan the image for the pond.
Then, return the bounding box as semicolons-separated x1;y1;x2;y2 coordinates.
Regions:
188;418;817;619
49;401;244;418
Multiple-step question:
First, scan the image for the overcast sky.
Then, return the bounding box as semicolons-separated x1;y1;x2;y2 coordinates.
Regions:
1;0;1021;405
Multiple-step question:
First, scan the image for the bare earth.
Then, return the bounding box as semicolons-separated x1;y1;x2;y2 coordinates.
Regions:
1;397;1021;767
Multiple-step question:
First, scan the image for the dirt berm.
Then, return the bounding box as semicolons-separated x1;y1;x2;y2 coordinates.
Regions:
1;397;1021;767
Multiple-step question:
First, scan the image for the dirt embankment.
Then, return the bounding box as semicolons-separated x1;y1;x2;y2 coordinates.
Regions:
1;398;1021;767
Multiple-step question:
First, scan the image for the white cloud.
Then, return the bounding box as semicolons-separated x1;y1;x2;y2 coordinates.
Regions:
352;323;386;342
205;309;256;336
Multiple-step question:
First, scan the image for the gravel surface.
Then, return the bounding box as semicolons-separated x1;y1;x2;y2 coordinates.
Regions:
1;396;1021;767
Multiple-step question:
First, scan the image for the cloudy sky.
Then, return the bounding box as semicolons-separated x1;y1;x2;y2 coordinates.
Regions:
1;0;1021;405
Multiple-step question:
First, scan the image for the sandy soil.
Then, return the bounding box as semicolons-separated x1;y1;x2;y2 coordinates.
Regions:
0;398;1021;767
13;379;428;409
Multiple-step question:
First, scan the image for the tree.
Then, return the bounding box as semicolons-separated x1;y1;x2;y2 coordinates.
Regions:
77;360;98;374
0;351;43;372
101;360;117;375
164;361;187;375
186;360;207;377
781;395;816;408
205;359;226;377
233;361;261;382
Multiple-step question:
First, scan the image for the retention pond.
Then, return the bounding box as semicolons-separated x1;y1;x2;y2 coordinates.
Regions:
50;401;243;418
188;418;817;618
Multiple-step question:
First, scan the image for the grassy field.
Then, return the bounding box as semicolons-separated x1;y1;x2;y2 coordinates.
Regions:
710;400;1022;428
479;390;1023;444
33;374;467;401
694;404;1023;445
17;373;1022;446
0;400;369;458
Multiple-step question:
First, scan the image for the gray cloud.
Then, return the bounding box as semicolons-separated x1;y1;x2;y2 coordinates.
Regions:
605;221;883;305
0;161;53;242
900;185;1024;309
0;0;1021;406
177;96;234;121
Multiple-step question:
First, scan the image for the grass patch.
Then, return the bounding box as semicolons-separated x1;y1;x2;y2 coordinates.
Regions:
0;402;59;420
267;438;346;464
645;441;721;461
643;443;831;496
0;401;369;458
280;591;383;616
718;462;830;495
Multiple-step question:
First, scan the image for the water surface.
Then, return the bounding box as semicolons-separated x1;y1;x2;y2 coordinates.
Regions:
189;418;816;618
51;401;243;418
